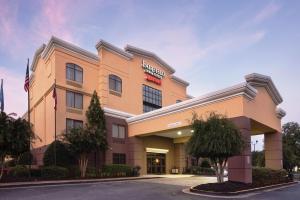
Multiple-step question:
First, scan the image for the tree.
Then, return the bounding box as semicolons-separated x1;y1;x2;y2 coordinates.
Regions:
0;112;34;179
187;112;244;183
85;91;108;166
282;122;300;172
62;126;98;177
43;140;76;167
62;91;108;177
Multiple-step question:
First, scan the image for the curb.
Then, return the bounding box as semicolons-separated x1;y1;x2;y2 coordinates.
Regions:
0;176;162;189
183;181;298;198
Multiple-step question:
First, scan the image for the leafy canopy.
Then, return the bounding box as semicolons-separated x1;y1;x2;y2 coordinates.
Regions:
282;122;300;171
85;91;107;151
187;112;244;162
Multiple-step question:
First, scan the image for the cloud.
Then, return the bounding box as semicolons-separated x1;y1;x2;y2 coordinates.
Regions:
0;67;27;117
31;0;76;44
254;2;281;24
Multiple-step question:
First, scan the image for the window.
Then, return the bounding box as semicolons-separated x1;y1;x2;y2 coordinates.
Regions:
112;124;125;139
113;153;126;164
66;63;83;83
176;100;182;103
66;118;83;132
109;74;122;93
66;91;83;109
143;85;162;113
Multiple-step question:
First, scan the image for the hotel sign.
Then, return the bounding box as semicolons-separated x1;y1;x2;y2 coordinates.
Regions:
142;60;165;85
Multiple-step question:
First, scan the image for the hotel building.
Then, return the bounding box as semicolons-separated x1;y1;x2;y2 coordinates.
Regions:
28;36;286;183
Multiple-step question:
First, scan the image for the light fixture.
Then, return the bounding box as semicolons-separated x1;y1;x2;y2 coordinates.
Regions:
190;130;194;133
155;158;160;163
177;131;182;135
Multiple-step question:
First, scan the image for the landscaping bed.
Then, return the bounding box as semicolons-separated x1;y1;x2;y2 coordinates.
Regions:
190;168;296;195
0;164;141;183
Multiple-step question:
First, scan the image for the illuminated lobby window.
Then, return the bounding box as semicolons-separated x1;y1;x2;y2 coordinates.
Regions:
113;153;126;164
66;91;83;109
143;85;162;113
109;74;122;93
66;63;83;83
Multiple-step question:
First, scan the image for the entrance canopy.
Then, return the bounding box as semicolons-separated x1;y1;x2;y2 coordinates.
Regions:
126;73;285;138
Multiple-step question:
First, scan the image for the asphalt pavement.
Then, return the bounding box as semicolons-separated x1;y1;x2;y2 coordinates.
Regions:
0;176;299;200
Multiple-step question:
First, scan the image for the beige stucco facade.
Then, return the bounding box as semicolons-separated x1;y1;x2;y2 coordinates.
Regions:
27;36;286;183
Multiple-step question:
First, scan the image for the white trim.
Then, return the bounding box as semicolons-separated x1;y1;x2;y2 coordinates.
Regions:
95;40;133;59
276;107;286;119
104;107;135;119
42;36;99;62
146;148;169;154
126;82;257;124
245;73;283;105
31;44;46;71
124;45;176;74
170;75;190;86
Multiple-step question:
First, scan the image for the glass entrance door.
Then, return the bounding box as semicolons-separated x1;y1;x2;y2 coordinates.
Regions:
147;153;166;174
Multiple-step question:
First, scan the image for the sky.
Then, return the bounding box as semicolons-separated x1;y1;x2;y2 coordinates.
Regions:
0;0;299;150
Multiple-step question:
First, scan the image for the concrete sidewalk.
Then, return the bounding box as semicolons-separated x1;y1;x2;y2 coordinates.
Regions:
0;175;162;189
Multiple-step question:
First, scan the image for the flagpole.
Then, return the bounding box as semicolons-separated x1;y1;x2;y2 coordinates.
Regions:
54;79;57;166
27;58;31;178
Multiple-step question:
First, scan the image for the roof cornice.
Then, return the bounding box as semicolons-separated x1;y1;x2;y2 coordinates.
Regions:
170;75;190;86
42;36;99;62
104;107;135;119
276;107;286;119
95;40;133;60
31;44;46;72
245;73;283;105
124;45;176;74
127;82;257;124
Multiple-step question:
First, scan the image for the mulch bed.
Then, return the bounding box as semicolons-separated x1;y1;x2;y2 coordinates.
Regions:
192;180;294;193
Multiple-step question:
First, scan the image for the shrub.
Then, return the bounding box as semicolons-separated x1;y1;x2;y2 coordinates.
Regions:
86;167;98;178
9;165;30;177
101;164;133;177
252;167;289;186
43;141;76;167
30;168;42;177
188;166;215;175
67;165;81;178
18;151;33;165
200;159;211;168
4;159;16;167
41;166;69;179
132;166;141;177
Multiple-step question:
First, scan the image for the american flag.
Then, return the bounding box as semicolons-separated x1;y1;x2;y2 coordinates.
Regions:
53;86;57;110
24;59;29;92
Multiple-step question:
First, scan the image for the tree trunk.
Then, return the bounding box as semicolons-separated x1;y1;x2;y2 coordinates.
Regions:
79;154;89;178
0;155;4;180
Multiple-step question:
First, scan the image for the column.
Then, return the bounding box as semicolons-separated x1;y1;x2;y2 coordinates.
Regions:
174;143;186;173
128;136;145;174
264;132;282;169
228;117;252;183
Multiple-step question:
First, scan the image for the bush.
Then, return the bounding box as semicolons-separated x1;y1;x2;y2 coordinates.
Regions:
132;166;141;177
30;168;42;177
101;164;133;177
18;151;33;165
4;159;17;167
200;159;211;168
9;165;30;178
67;165;81;178
252;167;289;186
43;141;76;167
188;166;215;175
86;167;98;178
41;166;69;179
